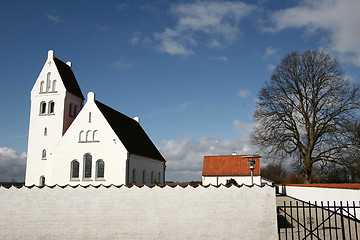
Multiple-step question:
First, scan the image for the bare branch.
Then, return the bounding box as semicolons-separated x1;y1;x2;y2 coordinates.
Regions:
251;50;360;183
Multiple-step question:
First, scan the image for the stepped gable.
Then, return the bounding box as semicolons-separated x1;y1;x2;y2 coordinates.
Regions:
54;57;84;100
95;100;165;162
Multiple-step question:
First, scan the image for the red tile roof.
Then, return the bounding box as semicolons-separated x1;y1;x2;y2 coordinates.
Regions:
202;155;261;176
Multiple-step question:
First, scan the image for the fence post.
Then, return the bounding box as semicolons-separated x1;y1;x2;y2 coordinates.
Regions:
340;201;346;240
277;206;281;240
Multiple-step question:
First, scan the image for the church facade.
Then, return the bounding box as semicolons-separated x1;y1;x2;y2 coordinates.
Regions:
25;50;166;186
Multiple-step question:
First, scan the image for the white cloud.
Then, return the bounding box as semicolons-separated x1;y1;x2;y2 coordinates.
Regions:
262;46;278;59
129;31;153;46
129;32;141;46
214;56;228;62
267;64;276;72
233;119;254;149
159;119;255;182
237;89;251;98
113;60;134;69
45;13;62;24
0;147;26;182
160;137;238;182
267;0;360;66
154;28;195;56
154;1;256;56
208;39;221;48
95;23;111;31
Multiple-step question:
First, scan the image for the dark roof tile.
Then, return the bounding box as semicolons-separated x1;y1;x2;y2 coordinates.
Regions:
54;57;84;100
95;100;165;162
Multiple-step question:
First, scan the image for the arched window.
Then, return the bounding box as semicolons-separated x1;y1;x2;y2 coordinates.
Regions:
93;130;98;141
49;101;55;114
46;72;51;92
40;101;47;115
71;160;80;179
42;149;46;159
39;176;45;186
86;130;91;142
69;103;73;117
151;171;154;184
96;160;105;179
79;131;84;142
40;81;44;93
132;168;136;184
142;170;146;184
52;80;56;92
84;153;92;179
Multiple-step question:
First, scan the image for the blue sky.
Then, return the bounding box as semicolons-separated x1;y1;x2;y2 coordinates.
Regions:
1;0;360;182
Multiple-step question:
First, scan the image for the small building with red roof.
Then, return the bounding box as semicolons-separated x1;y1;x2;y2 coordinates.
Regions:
202;153;267;185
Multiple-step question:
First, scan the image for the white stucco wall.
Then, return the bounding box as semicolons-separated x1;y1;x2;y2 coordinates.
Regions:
202;175;262;185
26;50;69;186
49;92;128;186
129;155;165;185
278;185;360;218
0;185;277;240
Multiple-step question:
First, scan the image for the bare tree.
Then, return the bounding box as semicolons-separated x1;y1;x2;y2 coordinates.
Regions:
261;162;287;184
251;50;360;183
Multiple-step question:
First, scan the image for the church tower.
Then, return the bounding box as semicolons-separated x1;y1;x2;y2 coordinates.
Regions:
25;50;84;186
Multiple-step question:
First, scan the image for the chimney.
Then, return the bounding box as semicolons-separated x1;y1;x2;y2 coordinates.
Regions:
66;62;72;69
134;117;140;123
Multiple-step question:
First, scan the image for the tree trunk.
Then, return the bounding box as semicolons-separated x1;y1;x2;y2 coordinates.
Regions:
303;162;313;184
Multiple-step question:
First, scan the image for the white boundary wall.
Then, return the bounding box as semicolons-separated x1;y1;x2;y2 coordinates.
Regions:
0;185;277;240
278;185;360;218
278;185;360;204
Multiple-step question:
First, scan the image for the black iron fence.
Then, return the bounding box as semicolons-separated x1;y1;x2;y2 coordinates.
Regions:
277;200;360;240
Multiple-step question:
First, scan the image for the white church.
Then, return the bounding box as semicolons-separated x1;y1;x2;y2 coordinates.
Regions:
25;50;166;186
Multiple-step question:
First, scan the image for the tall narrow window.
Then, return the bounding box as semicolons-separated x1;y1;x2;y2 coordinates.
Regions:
42;149;46;159
44;127;47;136
40;102;47;115
52;80;56;92
88;112;92;123
46;72;51;92
93;130;98;141
142;170;146;184
84;153;92;179
96;160;105;179
69;103;73;117
132;168;136;184
49;101;55;114
151;171;154;184
86;130;91;142
79;131;84;142
40;81;44;93
39;176;45;186
71;160;80;179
